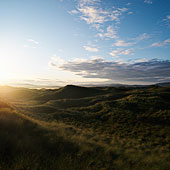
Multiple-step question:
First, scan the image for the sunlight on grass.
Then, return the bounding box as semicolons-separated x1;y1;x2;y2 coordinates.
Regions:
0;85;170;169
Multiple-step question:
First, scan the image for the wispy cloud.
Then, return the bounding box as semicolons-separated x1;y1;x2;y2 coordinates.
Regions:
126;3;131;6
27;39;39;45
113;33;150;47
73;0;128;27
128;11;133;15
69;9;79;14
109;48;133;57
114;40;132;47
49;57;170;83
163;15;170;27
135;33;150;41
98;25;118;39
84;45;99;52
144;0;152;4
48;55;66;69
129;33;150;44
151;39;170;47
79;0;100;6
78;6;107;24
24;39;39;49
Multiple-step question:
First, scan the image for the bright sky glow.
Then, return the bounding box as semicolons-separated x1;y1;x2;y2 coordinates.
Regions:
0;0;170;87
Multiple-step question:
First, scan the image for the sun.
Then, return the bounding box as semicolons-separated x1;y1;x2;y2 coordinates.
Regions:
0;62;12;84
0;44;17;84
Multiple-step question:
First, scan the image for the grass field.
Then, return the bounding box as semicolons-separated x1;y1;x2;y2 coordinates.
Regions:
0;85;170;170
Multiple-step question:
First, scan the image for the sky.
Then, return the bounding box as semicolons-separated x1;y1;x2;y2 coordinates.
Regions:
0;0;170;87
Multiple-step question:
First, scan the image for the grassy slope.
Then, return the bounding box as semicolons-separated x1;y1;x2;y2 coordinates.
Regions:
0;100;105;170
0;85;170;169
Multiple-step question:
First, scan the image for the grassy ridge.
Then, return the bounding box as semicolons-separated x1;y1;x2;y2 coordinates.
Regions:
0;101;101;170
0;98;121;170
0;85;170;169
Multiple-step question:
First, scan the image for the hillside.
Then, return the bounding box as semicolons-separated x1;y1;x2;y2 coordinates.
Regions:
0;85;170;169
35;85;105;102
0;100;84;170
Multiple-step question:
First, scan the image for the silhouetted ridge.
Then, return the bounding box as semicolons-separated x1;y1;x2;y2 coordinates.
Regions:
55;85;103;99
37;85;104;101
156;82;170;87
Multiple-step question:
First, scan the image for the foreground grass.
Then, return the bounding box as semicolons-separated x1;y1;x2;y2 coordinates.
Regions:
0;101;118;170
0;85;170;169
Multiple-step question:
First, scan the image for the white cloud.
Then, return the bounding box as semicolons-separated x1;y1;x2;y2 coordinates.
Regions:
136;33;150;41
48;55;66;69
163;15;170;27
84;45;99;52
109;48;133;57
78;6;107;24
75;0;128;27
24;39;39;49
27;39;39;45
128;11;133;15
70;10;79;14
111;33;150;49
72;58;88;62
151;39;170;47
69;0;130;48
79;0;100;7
89;55;103;60
98;25;118;39
117;8;128;12
134;58;149;63
126;3;131;6
144;0;152;4
114;40;132;47
126;33;150;45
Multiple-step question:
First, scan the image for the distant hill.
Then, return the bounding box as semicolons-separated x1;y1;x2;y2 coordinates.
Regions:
38;85;104;101
156;82;170;87
0;86;41;101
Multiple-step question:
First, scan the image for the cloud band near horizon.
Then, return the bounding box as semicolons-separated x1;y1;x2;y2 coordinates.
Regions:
49;57;170;84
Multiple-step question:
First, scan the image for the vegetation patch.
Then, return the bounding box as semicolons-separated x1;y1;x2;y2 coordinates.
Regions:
0;85;170;169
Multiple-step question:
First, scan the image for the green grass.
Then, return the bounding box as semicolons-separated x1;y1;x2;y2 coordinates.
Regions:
0;85;170;169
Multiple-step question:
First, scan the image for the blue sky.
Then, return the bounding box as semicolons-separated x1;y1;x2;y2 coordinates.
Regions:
0;0;170;86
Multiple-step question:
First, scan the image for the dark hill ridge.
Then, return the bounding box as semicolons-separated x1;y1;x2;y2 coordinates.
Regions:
38;85;104;101
57;85;103;97
156;82;170;87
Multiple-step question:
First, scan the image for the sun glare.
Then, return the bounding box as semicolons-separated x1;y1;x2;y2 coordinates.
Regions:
0;44;17;84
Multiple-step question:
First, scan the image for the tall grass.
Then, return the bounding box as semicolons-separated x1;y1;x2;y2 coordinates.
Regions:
0;86;170;169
